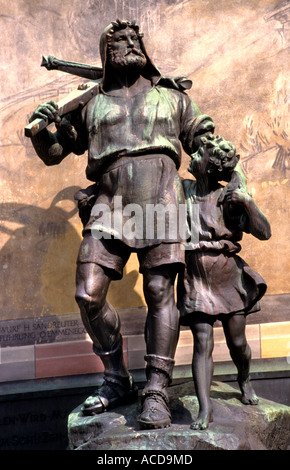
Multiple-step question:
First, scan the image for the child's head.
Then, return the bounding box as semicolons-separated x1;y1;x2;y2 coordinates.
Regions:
189;134;239;182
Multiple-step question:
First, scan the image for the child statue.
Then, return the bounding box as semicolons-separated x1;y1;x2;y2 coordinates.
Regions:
177;134;271;430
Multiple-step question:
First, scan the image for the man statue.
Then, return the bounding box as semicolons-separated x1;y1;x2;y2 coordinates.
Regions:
28;19;245;429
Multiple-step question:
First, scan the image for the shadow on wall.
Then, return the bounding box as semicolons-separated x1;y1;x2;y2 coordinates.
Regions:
0;185;144;321
108;264;144;309
0;186;82;320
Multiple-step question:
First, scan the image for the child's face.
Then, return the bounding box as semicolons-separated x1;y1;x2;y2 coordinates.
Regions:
188;148;210;177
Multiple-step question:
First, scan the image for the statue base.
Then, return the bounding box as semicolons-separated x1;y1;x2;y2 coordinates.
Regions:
68;381;290;450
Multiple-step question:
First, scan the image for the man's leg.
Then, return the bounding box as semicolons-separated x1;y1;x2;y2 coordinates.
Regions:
75;261;137;414
138;264;179;429
190;320;214;430
222;314;259;405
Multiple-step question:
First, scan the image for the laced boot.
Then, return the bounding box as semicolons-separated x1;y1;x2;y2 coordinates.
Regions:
82;338;138;415
137;354;174;429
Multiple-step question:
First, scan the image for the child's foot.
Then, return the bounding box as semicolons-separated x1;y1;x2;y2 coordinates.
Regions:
190;407;213;430
238;377;259;405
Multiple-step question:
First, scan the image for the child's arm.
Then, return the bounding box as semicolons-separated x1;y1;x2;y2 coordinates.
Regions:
218;162;249;204
225;188;271;240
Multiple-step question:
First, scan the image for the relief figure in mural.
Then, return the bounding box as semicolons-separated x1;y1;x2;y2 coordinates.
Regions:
177;135;271;430
27;20;246;429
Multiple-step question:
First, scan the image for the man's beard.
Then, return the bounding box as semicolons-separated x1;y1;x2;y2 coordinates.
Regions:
108;48;147;71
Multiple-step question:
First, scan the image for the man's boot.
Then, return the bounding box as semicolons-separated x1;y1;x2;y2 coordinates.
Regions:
82;337;138;415
137;354;175;429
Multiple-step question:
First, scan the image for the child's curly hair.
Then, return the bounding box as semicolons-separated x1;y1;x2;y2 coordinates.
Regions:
190;134;240;182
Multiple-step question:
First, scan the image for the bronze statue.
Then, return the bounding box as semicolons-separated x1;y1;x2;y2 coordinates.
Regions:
177;135;271;430
27;19;246;429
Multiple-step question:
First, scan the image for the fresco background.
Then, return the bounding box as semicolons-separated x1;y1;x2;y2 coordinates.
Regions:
0;0;289;321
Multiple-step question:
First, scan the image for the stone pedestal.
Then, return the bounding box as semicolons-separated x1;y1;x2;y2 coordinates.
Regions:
68;381;290;450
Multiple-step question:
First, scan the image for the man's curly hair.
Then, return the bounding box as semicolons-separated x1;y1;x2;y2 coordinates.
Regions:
106;19;144;44
190;134;239;182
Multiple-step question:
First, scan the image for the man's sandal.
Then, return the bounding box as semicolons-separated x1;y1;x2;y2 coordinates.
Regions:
137;390;172;429
82;375;138;415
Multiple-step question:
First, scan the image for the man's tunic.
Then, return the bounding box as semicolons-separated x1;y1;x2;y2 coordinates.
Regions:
69;84;214;248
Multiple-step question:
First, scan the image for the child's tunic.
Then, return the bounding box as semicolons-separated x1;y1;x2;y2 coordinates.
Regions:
178;180;267;324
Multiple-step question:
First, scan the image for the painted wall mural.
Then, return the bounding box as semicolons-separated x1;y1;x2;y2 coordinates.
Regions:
0;0;289;320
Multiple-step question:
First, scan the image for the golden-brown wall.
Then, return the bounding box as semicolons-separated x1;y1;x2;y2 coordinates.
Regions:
0;0;289;321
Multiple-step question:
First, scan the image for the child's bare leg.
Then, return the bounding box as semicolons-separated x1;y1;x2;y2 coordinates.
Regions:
223;314;259;405
190;320;214;429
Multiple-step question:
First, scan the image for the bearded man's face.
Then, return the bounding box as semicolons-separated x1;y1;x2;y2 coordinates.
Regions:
108;27;147;71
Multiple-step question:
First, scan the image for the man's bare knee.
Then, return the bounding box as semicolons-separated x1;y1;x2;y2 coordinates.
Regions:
143;267;177;308
144;276;169;307
75;263;110;311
